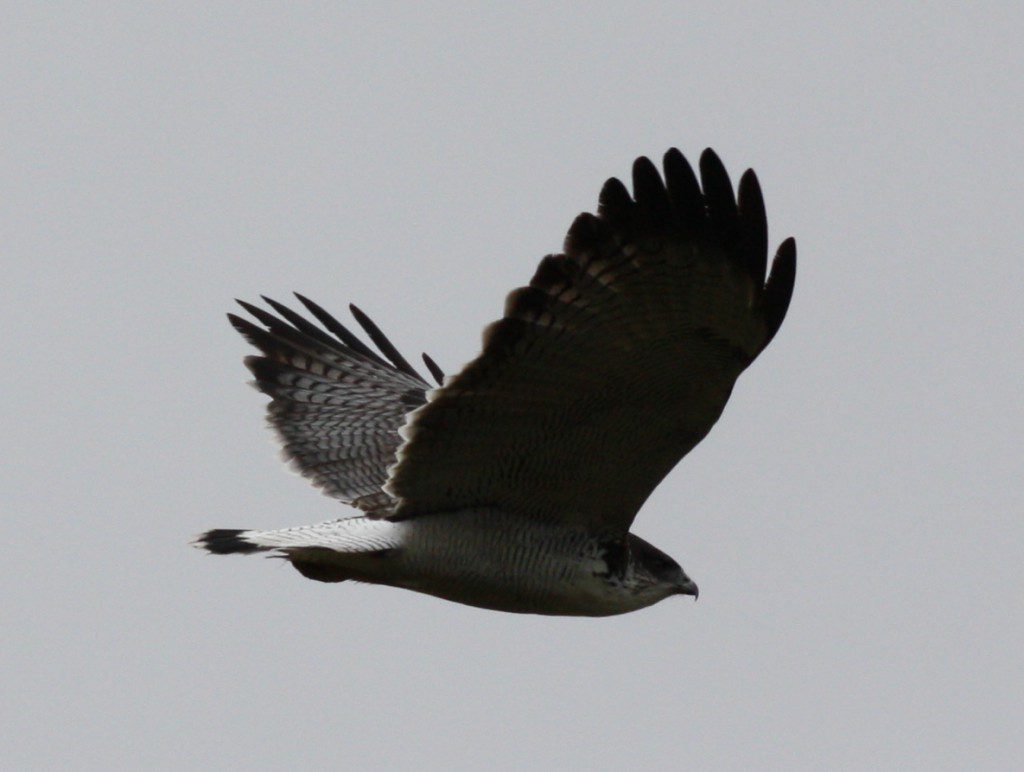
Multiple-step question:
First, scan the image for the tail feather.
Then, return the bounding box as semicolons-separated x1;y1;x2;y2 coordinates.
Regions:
192;529;268;555
193;518;402;586
193;516;402;555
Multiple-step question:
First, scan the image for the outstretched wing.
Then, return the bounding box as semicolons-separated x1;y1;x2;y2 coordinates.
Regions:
229;295;444;512
384;148;796;534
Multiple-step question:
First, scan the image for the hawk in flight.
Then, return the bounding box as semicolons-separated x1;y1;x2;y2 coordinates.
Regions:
195;148;796;616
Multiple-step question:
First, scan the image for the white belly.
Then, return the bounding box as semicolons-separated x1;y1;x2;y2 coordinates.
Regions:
387;509;661;616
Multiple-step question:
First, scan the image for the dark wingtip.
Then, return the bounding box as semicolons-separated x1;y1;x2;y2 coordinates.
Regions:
193;528;262;555
293;294;385;363
761;237;797;350
235;298;280;328
227;312;267;347
421;352;445;386
597;176;634;231
737;168;768;286
348;304;425;382
662;148;703;226
631;156;671;226
698;147;730;179
663;147;684;166
698;148;738;234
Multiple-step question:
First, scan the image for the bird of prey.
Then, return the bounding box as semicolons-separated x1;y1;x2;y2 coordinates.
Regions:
194;148;796;616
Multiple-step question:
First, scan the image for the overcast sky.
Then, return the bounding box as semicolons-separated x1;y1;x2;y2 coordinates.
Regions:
4;4;1022;770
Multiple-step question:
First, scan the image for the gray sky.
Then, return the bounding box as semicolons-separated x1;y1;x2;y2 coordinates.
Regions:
4;3;1022;769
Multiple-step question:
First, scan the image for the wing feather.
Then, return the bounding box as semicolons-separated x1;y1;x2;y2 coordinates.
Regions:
231;298;440;511
383;148;796;533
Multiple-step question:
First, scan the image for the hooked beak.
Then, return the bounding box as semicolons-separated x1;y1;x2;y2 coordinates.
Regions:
678;579;699;601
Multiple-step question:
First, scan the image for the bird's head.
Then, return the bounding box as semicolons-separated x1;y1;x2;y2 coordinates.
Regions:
626;533;699;601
